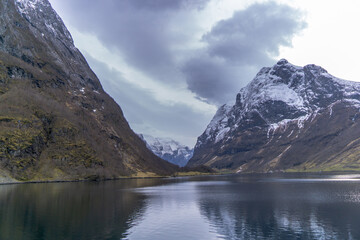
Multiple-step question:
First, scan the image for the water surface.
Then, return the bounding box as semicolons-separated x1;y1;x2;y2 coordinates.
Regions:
1;173;360;239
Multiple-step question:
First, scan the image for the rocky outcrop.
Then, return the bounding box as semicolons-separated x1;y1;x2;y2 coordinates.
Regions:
188;59;360;173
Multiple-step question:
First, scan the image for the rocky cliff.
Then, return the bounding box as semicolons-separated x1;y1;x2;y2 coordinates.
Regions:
188;59;360;173
0;0;177;182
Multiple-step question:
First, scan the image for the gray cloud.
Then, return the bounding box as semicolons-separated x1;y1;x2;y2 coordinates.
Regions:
82;52;212;146
50;0;210;85
203;2;306;64
182;56;249;103
183;2;306;103
49;0;306;144
128;0;210;11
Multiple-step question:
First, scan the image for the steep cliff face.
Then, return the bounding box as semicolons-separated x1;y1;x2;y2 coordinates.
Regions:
189;59;360;173
0;0;177;182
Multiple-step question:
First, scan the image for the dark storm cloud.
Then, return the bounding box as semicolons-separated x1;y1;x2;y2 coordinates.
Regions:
128;0;210;11
182;56;251;103
183;2;306;103
50;0;210;85
203;2;307;64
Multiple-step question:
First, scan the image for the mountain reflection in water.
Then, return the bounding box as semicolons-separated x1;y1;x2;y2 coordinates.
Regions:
0;174;360;240
0;179;161;240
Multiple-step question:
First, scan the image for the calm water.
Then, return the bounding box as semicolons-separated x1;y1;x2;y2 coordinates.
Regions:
1;174;360;239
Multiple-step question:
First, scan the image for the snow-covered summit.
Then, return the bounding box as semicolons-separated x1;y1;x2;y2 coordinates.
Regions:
196;59;360;148
15;0;47;12
138;134;193;167
14;0;74;43
238;59;360;112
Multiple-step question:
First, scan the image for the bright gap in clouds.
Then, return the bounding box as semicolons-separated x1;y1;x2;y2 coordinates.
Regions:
278;0;360;82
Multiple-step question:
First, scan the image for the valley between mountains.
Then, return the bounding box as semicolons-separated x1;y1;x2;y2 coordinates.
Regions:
1;0;360;183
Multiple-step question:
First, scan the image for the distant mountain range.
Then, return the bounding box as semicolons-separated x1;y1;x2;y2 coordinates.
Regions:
0;0;176;182
138;134;193;167
188;59;360;173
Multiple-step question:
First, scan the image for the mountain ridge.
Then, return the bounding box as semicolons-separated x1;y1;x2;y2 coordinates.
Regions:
0;0;177;182
188;59;360;172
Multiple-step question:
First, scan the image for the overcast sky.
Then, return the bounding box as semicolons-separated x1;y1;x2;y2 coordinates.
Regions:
48;0;360;146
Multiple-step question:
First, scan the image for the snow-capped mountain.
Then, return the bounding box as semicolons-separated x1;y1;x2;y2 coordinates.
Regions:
188;59;360;172
138;134;193;167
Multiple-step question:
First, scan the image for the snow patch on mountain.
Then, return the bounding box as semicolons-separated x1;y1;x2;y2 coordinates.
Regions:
241;73;305;111
197;59;360;148
196;104;233;147
15;0;44;12
266;112;314;141
15;0;74;43
138;134;193;167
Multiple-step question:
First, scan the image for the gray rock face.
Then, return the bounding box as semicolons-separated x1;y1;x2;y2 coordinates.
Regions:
138;134;193;167
189;59;360;172
0;0;100;91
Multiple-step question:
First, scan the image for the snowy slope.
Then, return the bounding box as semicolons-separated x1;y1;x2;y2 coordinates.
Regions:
197;59;360;148
189;59;360;172
15;0;74;42
138;134;193;167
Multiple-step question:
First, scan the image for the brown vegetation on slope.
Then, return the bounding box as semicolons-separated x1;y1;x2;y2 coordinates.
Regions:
0;0;177;181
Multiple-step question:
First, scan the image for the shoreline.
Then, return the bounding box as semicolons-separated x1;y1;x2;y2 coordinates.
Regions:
0;171;223;186
1;170;360;186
